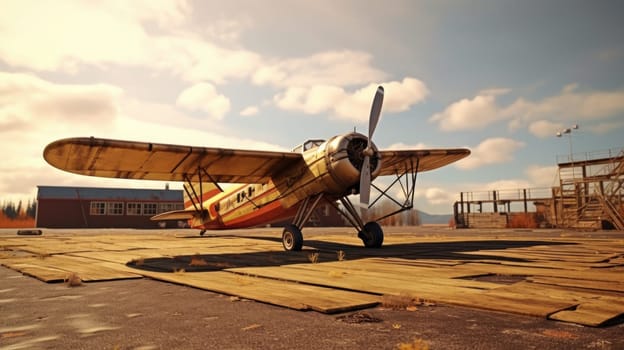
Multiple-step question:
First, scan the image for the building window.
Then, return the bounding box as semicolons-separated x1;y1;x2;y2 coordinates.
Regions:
158;203;176;213
143;203;157;216
127;202;142;215
90;202;106;215
107;202;124;215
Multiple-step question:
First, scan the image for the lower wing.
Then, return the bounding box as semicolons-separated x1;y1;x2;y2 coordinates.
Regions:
378;148;470;176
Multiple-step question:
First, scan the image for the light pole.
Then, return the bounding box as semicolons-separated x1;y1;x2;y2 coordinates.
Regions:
556;124;579;162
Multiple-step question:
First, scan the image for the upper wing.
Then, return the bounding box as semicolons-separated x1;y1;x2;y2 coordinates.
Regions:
378;148;470;176
44;137;304;183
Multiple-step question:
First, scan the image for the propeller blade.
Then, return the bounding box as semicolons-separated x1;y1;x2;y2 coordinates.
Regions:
368;86;384;142
359;156;371;205
359;85;384;206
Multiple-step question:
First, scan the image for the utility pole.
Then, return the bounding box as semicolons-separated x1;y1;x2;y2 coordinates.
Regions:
556;124;579;162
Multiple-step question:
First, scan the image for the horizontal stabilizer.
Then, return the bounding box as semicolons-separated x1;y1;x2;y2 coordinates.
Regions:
151;209;204;221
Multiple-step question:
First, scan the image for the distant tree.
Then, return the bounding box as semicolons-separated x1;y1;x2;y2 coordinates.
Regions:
1;199;37;220
372;198;421;226
26;200;37;218
2;201;17;219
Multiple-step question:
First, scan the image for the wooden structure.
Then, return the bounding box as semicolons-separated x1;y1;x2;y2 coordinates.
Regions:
454;147;624;230
1;229;623;326
453;188;552;229
552;148;624;230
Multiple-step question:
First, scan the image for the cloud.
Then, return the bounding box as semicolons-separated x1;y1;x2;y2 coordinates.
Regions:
0;72;121;136
429;92;503;131
455;137;525;170
252;50;387;88
525;165;558;187
504;85;624;130
273;78;428;122
588;120;624;134
431;84;624;135
0;72;290;202
423;187;456;205
240;106;259;116
0;2;394;89
176;83;231;119
0;0;189;72
0;0;262;84
527;120;564;138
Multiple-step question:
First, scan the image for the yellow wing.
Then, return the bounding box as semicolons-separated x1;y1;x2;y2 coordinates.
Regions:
378;148;470;176
44;137;303;183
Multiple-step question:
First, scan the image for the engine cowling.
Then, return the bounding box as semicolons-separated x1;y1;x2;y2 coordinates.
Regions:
320;132;381;195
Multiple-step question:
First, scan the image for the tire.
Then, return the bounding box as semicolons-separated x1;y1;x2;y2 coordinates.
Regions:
282;224;303;251
358;221;384;248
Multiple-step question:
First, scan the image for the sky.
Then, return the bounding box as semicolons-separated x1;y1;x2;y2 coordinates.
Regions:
1;0;623;214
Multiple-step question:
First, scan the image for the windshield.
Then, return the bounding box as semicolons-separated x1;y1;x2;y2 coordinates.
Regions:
292;139;325;153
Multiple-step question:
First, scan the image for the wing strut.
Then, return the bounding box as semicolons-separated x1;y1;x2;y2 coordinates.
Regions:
331;157;421;232
183;174;201;212
369;157;420;222
182;166;224;218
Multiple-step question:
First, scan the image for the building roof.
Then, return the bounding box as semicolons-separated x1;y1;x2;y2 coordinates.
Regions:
37;185;183;201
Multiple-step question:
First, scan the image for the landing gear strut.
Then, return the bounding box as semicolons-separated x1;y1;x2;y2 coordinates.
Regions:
281;193;324;251
328;197;385;249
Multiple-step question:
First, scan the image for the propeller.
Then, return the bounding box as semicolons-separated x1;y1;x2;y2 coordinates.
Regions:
359;85;384;206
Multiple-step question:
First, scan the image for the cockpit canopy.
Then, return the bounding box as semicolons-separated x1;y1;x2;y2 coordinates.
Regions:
291;139;325;153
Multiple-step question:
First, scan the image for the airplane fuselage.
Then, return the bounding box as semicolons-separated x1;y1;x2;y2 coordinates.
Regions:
188;132;380;230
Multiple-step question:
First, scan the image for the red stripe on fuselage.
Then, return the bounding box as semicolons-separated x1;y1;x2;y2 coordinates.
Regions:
194;199;298;230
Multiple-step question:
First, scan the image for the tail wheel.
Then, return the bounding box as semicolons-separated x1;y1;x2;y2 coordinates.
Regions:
282;224;303;251
358;221;384;248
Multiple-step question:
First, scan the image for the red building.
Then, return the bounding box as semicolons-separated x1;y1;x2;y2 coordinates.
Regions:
36;186;184;228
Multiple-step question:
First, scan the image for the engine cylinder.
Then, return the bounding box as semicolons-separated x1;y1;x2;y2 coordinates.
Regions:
322;132;381;194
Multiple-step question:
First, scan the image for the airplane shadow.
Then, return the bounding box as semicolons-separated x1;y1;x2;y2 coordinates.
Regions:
127;235;573;273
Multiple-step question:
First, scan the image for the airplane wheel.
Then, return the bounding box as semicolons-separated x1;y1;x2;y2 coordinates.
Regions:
200;230;206;236
359;222;384;248
282;224;303;251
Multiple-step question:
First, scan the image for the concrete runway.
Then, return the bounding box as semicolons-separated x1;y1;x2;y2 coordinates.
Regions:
1;227;623;349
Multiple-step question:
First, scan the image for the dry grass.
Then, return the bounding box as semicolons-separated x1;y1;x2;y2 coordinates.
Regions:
396;338;430;350
381;293;417;310
448;217;456;229
308;252;319;264
65;272;82;287
328;270;345;278
189;254;208;266
337;250;346;261
381;294;434;310
241;324;262;331
541;329;579;340
507;213;537;228
129;258;144;266
235;275;253;286
0;214;35;228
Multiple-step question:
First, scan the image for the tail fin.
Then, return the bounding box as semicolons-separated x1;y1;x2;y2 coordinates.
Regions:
183;182;222;210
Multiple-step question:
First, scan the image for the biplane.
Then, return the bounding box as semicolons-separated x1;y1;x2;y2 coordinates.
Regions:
44;86;470;251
